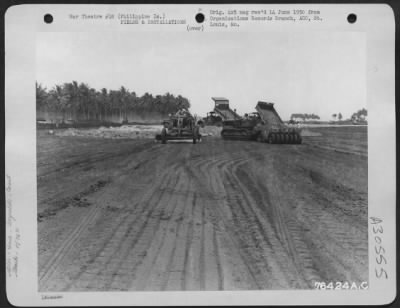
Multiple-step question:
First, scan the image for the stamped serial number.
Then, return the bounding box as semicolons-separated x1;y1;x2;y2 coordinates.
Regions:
314;281;368;290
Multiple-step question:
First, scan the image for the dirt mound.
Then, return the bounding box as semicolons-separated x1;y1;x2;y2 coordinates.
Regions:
54;125;223;139
55;125;163;139
200;126;223;137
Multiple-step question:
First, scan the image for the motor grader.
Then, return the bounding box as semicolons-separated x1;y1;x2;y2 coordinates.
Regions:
220;101;302;144
155;111;201;144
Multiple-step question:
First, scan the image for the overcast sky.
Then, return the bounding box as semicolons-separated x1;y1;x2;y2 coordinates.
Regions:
37;31;366;120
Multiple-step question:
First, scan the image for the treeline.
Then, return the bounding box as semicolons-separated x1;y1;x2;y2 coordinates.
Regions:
290;113;320;121
331;113;343;121
290;108;367;123
36;81;191;123
350;108;367;122
333;109;367;122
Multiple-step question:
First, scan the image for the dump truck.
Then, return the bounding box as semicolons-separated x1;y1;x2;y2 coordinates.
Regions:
221;101;302;144
256;101;302;144
155;110;201;144
204;98;241;126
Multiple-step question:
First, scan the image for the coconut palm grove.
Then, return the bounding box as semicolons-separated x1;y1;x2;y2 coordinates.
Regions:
36;81;191;124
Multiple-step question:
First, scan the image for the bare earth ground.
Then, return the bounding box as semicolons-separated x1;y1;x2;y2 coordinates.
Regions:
37;126;368;291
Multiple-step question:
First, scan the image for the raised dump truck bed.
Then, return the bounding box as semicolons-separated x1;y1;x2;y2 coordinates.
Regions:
255;101;302;144
220;101;302;144
212;97;241;121
255;101;284;127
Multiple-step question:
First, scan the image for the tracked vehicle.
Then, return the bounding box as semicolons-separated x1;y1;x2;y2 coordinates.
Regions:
221;101;302;144
220;112;262;140
203;111;223;126
155;111;201;144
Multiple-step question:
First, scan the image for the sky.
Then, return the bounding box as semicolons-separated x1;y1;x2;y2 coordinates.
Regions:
36;31;366;121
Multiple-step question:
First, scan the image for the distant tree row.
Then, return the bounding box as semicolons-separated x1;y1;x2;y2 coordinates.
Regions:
36;81;191;123
350;108;367;122
332;109;367;122
290;108;367;123
290;113;320;121
331;113;343;121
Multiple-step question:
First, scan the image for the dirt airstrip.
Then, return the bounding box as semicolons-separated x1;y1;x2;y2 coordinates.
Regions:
37;126;368;291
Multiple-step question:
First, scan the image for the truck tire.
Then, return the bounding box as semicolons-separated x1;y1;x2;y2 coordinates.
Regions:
297;135;302;144
268;134;274;144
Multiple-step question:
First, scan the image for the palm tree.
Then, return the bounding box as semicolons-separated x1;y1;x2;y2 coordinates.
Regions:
49;85;70;123
36;82;48;110
78;83;90;120
36;81;193;123
99;88;109;121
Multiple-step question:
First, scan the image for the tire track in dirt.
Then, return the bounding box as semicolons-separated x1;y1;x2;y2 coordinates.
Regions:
181;194;196;290
40;139;259;291
238;150;353;287
204;165;267;288
185;147;272;289
231;163;316;287
65;165;178;291
198;147;311;288
40;147;177;291
38;136;368;291
38;198;103;287
38;176;115;289
251;147;367;284
38;141;158;179
223;172;290;288
126;165;189;290
211;216;224;290
272;147;368;280
161;191;194;291
207;161;263;290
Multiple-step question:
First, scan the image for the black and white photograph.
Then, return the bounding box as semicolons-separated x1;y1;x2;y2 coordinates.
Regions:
36;29;369;292
5;4;396;306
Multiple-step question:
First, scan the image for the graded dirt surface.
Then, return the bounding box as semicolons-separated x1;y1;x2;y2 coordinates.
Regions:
37;126;368;291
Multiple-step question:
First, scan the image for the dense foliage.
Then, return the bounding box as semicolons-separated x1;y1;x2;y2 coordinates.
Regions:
36;81;191;122
351;108;367;122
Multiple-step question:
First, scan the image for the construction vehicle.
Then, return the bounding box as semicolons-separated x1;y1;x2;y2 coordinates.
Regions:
220;112;263;140
203;111;223;126
203;98;241;126
221;101;302;144
155;110;201;144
